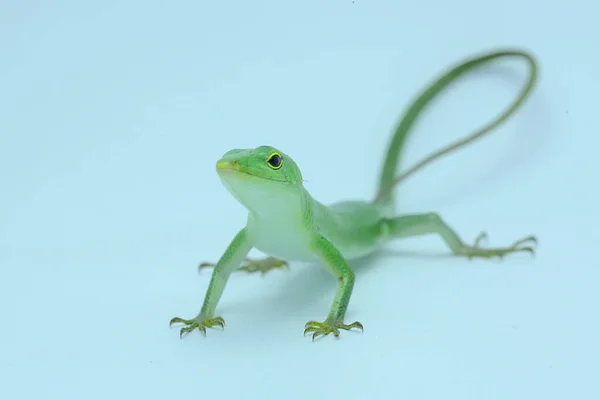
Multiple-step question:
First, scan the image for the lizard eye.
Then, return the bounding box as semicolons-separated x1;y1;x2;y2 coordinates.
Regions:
266;153;283;170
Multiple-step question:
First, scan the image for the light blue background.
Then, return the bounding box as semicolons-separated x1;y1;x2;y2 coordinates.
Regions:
1;1;598;399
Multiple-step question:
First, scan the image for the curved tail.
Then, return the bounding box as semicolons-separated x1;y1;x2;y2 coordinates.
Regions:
373;49;538;211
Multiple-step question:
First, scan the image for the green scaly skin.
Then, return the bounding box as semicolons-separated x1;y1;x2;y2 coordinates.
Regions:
170;49;539;341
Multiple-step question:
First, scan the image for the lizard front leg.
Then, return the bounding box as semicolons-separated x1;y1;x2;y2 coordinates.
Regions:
170;227;253;338
303;235;364;341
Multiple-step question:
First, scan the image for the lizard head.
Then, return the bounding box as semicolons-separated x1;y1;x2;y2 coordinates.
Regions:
215;145;304;211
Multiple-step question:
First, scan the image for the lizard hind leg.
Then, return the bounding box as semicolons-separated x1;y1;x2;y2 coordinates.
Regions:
198;256;289;276
384;212;537;259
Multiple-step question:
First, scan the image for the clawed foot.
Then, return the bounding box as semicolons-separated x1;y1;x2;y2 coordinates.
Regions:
462;232;537;259
169;315;225;338
303;319;364;341
199;256;289;276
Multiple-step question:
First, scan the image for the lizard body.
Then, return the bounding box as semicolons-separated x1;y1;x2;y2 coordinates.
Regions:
170;49;539;340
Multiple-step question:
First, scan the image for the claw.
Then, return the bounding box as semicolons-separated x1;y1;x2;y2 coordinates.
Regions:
213;316;226;328
303;319;364;341
463;233;538;260
344;321;364;332
474;232;488;247
304;320;318;328
198;262;216;272
169;317;187;327
198;257;289;276
512;235;537;247
180;324;206;338
169;315;227;338
303;327;317;335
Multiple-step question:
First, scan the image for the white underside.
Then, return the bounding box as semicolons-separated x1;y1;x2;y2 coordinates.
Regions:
248;199;384;262
247;211;318;262
219;171;318;262
219;170;384;263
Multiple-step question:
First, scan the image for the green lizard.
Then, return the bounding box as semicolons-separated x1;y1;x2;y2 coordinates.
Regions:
170;49;539;341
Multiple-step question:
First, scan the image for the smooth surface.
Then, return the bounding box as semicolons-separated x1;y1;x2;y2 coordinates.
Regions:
1;1;598;399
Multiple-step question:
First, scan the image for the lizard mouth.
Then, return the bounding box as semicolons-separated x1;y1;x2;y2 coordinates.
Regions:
215;160;288;183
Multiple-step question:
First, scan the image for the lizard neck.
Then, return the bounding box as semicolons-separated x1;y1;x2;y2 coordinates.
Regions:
248;184;310;222
219;173;318;261
218;170;313;222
